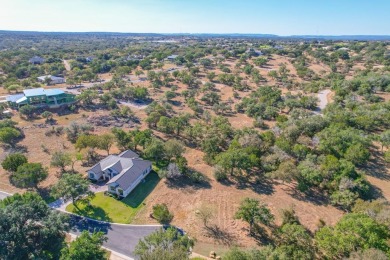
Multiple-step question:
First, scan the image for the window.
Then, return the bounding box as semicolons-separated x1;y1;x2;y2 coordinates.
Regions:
118;189;123;196
110;186;116;192
89;173;94;179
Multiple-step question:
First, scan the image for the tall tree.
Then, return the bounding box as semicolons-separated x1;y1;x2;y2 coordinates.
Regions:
135;227;194;260
235;198;274;235
1;153;27;172
51;151;72;173
11;163;48;189
0;192;69;260
60;231;107;260
51;173;93;205
315;213;390;258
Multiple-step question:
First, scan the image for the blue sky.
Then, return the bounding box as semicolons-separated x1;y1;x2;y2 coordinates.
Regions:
0;0;389;35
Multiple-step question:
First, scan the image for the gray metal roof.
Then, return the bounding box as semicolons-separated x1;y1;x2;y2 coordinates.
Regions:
119;150;139;159
19;88;65;98
45;89;65;96
23;88;45;97
107;159;152;190
167;55;178;59
6;94;25;102
89;150;151;190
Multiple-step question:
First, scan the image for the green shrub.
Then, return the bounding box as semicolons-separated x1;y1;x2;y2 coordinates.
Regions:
214;167;227;181
152;203;173;224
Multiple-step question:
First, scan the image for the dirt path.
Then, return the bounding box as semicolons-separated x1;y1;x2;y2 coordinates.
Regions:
63;60;71;71
317;89;332;110
119;101;149;110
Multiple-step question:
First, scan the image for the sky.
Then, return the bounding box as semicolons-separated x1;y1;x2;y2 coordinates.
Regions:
0;0;389;35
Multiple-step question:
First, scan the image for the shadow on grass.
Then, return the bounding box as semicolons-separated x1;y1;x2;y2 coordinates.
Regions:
72;204;113;223
203;224;237;246
283;183;331;206
363;149;390;181
226;175;275;196
121;171;160;208
165;169;212;190
37;187;56;204
251;224;273;246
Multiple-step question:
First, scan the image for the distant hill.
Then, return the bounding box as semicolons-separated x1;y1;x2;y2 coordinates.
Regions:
0;30;390;41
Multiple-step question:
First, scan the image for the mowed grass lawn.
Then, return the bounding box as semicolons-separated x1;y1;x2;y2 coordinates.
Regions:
66;172;160;223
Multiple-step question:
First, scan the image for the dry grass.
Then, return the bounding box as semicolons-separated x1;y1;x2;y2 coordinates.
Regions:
1;54;388;254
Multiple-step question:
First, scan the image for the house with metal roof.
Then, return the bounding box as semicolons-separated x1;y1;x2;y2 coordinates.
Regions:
165;54;179;62
37;75;65;85
88;150;152;198
6;88;76;108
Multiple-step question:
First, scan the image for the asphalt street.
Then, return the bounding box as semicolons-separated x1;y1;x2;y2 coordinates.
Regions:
69;215;160;259
0;191;11;201
0;191;160;259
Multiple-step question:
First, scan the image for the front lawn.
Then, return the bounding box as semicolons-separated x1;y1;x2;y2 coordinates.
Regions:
66;172;160;223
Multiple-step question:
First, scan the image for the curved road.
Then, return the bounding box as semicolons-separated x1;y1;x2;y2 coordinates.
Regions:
0;191;160;259
0;191;11;200
69;215;160;259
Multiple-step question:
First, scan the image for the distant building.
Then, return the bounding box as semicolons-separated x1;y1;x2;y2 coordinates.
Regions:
29;56;45;64
37;75;65;85
165;55;179;62
88;150;152;198
126;54;145;61
6;88;76;108
338;47;349;51
85;56;94;63
246;48;263;57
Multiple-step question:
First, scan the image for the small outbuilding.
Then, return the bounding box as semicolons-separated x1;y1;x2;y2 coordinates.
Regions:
37;75;66;85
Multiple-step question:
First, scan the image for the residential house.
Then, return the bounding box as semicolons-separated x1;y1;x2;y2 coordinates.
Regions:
165;55;179;62
88;150;152;198
6;88;76;108
29;56;45;64
126;54;145;61
246;48;263;57
37;75;66;85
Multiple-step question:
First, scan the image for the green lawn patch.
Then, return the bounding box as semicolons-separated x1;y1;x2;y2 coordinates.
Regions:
66;172;160;223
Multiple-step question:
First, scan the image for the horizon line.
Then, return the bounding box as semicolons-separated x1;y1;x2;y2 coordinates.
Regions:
1;29;390;37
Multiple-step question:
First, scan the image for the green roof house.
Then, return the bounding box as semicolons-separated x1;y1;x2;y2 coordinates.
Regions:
6;88;76;108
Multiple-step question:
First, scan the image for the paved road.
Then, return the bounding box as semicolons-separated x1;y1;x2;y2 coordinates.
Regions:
0;191;11;200
1;190;160;259
69;215;160;259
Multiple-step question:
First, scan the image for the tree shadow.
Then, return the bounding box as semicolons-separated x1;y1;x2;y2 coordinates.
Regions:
250;224;273;245
72;204;113;223
69;214;112;234
363;149;390;181
203;224;237;246
232;175;275;196
365;182;385;200
2;144;28;154
169;100;182;107
165;170;212;190
37;186;56;203
283;183;331;206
